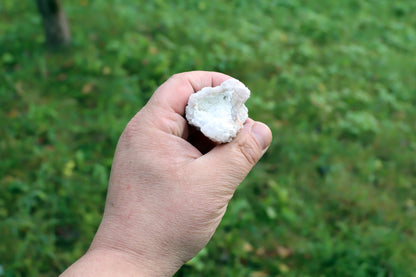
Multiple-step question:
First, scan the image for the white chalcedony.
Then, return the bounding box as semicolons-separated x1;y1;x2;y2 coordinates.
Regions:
185;79;250;143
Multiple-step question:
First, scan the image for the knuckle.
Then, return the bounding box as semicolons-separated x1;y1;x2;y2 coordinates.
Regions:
122;112;147;141
236;135;261;166
154;112;183;136
170;72;186;82
122;120;139;140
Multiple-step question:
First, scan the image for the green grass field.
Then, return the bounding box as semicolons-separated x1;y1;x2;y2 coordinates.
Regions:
1;0;416;276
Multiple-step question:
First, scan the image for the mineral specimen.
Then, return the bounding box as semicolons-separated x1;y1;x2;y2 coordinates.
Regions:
185;79;250;143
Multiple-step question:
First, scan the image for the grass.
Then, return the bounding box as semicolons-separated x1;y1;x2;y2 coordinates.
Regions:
1;0;416;276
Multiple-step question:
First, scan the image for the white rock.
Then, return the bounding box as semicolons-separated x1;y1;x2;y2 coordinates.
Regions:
185;79;250;143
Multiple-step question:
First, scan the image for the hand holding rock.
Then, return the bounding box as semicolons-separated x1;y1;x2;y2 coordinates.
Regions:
61;71;272;276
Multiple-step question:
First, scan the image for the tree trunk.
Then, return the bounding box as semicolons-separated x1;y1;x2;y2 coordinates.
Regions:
35;0;71;48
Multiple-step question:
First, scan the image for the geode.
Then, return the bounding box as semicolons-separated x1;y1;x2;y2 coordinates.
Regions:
185;79;250;143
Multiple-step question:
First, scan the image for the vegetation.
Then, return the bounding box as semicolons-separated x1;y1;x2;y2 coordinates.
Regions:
1;0;415;276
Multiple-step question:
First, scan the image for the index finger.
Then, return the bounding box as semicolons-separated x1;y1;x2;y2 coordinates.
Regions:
148;71;232;115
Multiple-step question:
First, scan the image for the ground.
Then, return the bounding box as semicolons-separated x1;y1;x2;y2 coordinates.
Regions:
1;0;416;276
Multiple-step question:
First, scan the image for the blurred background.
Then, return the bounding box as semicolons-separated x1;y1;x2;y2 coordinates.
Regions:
1;0;416;276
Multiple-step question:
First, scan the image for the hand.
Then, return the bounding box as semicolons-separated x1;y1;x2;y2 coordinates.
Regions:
61;71;272;276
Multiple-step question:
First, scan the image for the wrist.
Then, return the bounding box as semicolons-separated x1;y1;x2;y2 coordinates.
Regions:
60;246;176;277
88;216;185;276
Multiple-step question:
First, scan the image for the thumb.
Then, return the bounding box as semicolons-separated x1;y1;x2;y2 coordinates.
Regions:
198;119;272;188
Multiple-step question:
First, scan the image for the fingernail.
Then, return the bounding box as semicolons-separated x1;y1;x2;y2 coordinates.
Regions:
251;122;271;150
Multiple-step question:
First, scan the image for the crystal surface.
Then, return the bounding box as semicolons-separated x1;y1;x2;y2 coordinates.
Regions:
185;79;250;143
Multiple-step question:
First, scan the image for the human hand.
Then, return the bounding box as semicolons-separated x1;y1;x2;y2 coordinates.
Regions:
61;71;272;276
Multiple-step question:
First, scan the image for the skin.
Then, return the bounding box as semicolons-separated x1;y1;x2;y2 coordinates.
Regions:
61;71;272;276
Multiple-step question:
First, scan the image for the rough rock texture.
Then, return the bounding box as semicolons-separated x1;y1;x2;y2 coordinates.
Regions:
185;79;250;143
